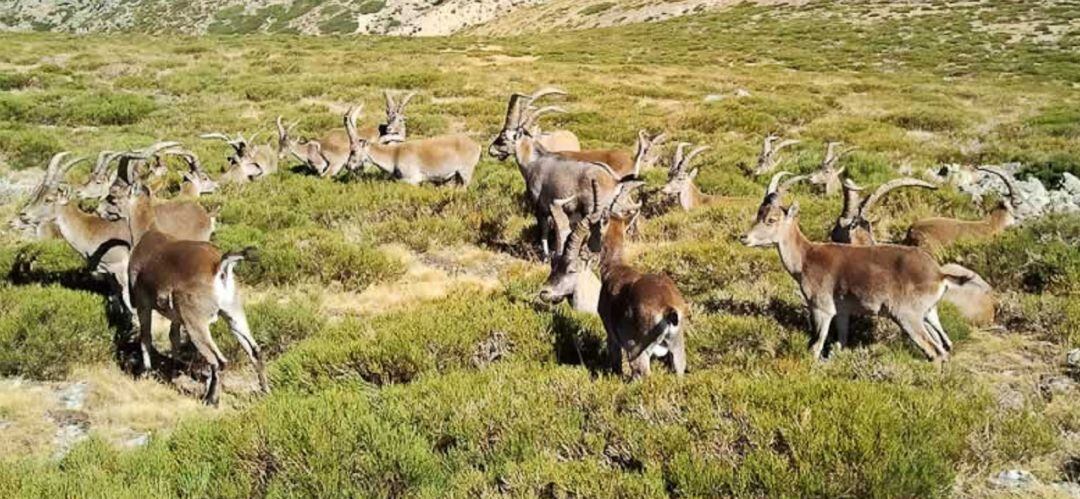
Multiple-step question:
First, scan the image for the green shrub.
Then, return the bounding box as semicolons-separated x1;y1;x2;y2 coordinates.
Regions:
0;285;111;379
0;91;156;126
0;72;34;90
215;225;403;291
1;240;87;287
357;0;386;15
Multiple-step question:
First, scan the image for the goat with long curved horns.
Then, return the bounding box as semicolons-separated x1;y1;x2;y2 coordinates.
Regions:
490;88;580;159
542;180;690;378
831;177;937;245
742;172;970;362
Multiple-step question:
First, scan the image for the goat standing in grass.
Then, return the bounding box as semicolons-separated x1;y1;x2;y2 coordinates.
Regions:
126;183;268;405
543;181;689;378
660;143;719;211
742;172;971;361
277;91;413;178
904;166;1022;250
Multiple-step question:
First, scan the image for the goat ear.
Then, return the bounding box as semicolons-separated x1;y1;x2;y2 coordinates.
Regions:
689;168;699;180
785;202;800;219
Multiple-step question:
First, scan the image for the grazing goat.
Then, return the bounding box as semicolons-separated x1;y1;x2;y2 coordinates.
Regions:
904;166;1021;250
830;177;937;245
754;133;800;175
500;106;660;258
126;184;268;405
660;143;719;211
343;105;480;186
538;197;601;315
490;88;580;159
808;141;855;196
543;181;689;378
741;172;971;361
278;90;413;178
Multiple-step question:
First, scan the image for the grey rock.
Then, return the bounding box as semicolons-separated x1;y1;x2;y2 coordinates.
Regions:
1053;481;1080;498
1068;349;1080;369
58;382;89;410
989;469;1039;489
703;94;724;103
1062;172;1080;195
123;433;150;448
734;88;752;97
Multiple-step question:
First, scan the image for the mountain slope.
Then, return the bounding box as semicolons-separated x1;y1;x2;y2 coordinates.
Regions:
0;0;792;36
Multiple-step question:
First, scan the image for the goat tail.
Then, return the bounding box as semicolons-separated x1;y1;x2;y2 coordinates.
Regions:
941;264;975;287
664;307;682;329
219;247;258;274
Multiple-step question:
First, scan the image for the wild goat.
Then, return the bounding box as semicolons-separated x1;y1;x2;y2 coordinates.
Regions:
78;142;182;199
754;133;800;175
831;178;995;325
550;126;665;177
490;88;580;158
343;105;480;186
279;91;413;178
830;177;937;245
538;197;601;315
500;106;658;258
542;181;689;378
741;172;971;361
18;153;213;318
808;142;855;196
904;166;1021;250
660;143;718;211
201;127;284;184
126;184;268;405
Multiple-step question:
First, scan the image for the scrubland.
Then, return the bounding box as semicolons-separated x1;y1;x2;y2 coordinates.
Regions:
0;1;1078;496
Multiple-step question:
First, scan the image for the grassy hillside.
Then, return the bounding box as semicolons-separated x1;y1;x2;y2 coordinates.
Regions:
0;0;1078;496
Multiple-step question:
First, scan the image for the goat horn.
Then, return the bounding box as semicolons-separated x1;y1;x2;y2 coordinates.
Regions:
779;174;809;194
682;145;711;169
975;166;1021;207
200;133;233;142
840;178;864;219
767;171;794;195
859;177;937;219
672;142;691;173
44;152;71;185
384;90;396;111
398;91;416;110
503;94;528;130
529;87;567;102
91;151;119;176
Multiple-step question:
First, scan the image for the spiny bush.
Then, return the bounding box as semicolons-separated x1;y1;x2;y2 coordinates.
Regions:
0;285;111;380
0;239;88;288
0;91;156;126
1;363;1051;497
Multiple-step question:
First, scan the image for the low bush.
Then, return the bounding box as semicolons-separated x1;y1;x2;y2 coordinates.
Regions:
944;215;1080;295
0;125;62;170
271;291;554;390
211;293;327;361
214;225;404;291
0;285;111;380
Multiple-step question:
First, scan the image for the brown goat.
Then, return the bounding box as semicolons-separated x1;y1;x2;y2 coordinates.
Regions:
904;166;1021;250
126;185;268;405
742;173;971;361
543;181;689;378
